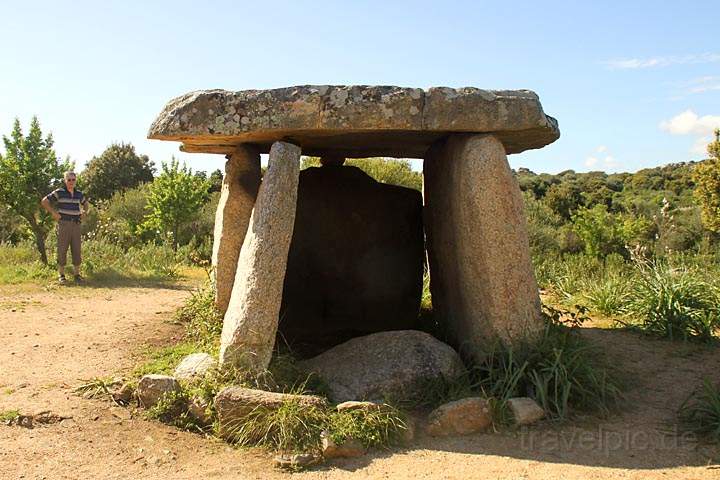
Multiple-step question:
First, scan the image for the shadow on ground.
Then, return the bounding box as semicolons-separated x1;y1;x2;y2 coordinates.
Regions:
317;328;720;472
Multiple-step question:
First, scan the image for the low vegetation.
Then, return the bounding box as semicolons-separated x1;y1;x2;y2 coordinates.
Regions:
679;379;720;443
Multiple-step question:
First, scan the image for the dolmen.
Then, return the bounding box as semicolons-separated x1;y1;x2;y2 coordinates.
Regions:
148;85;560;372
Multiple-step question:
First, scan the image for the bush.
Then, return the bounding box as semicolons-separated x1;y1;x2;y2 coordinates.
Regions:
88;184;154;246
624;259;720;342
581;275;632;316
473;305;622;419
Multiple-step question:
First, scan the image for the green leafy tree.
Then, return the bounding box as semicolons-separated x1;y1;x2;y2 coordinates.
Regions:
140;158;210;251
208;169;223;193
693;129;720;232
544;182;584;220
0;117;71;263
572;204;625;258
81;142;154;201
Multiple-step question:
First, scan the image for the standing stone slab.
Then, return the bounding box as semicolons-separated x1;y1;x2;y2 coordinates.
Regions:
212;145;261;315
219;141;301;372
424;134;542;360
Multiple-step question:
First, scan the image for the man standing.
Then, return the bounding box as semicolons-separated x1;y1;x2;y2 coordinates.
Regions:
41;171;89;284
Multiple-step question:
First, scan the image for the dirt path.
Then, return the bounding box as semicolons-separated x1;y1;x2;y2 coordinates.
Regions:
1;282;719;479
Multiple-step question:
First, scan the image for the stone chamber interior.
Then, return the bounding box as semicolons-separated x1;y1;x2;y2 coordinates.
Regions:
277;157;426;358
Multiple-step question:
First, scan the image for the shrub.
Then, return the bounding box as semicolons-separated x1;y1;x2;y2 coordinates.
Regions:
227;399;329;453
572;205;626;258
474;305;622;419
679;379;720;443
624;260;720;342
581;275;631;316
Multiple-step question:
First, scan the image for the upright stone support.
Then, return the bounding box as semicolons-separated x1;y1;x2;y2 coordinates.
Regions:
212;145;261;316
423;134;542;360
219;141;301;372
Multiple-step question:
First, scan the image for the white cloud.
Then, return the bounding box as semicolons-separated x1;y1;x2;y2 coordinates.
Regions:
660;110;720;157
604;52;720;70
691;136;713;155
585;156;598;167
659;110;720;135
585;148;619;169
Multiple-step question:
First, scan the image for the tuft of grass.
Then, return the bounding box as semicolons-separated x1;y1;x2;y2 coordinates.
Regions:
328;405;407;448
73;377;122;403
224;398;408;454
145;390;201;431
623;260;720;342
226;399;328;453
582;276;631;316
0;409;20;422
131;342;199;378
679;379;720;443
174;283;222;353
474;305;622;419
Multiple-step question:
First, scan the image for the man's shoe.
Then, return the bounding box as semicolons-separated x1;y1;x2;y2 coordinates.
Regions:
58;275;67;285
73;275;85;284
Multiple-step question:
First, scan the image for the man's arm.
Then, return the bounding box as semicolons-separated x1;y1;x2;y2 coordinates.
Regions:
40;195;61;221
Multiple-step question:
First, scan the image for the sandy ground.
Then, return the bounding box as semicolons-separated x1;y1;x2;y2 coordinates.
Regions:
1;280;720;480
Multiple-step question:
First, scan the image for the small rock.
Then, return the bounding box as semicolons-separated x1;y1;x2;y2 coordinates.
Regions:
273;453;321;470
111;383;135;405
188;397;213;425
174;353;215;380
321;431;366;459
137;375;181;409
507;397;545;425
335;401;382;412
426;397;491;437
400;415;416;443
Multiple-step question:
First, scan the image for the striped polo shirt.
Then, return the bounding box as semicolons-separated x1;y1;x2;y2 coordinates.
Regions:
45;187;88;221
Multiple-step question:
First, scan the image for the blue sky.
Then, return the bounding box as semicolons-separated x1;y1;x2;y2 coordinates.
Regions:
1;0;719;175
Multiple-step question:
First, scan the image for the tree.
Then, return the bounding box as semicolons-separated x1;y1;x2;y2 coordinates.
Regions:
544;182;583;220
693;129;720;232
0;117;70;263
572;204;625;258
81;142;154;201
208;169;223;193
140;158;210;251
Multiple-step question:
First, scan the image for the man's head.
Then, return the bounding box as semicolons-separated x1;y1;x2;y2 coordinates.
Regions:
64;171;77;189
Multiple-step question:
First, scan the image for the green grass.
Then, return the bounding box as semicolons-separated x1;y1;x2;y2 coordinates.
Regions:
328;404;407;448
131;342;200;378
0;239;197;285
223;398;408;454
226;399;329;453
679;379;720;442
0;409;20;422
474;316;622;419
72;377;122;402
623;260;720;342
175;283;222;354
391;305;622;421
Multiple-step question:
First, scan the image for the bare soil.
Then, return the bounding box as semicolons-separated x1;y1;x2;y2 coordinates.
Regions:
1;280;719;479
